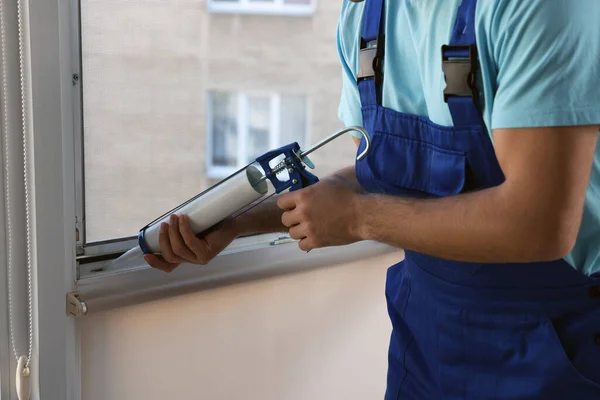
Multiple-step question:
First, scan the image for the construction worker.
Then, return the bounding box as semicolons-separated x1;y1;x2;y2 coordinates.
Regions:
147;1;600;398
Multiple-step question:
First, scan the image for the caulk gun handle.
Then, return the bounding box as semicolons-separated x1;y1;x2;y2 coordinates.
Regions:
291;168;319;192
256;142;320;194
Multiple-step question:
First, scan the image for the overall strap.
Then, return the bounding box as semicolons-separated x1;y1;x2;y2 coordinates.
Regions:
357;0;384;107
442;0;483;127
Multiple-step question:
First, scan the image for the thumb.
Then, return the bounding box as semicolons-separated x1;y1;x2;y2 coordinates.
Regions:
277;192;297;211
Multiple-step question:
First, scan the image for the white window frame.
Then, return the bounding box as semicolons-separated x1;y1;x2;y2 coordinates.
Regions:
206;91;306;179
207;0;316;16
3;0;82;398
10;1;396;398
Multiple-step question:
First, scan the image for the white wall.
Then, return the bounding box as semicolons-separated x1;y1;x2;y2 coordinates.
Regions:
80;252;401;400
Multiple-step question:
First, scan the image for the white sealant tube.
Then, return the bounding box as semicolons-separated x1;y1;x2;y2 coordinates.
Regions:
111;165;269;269
140;165;268;255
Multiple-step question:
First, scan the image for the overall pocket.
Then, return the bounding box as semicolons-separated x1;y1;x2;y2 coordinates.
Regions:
366;132;467;197
541;307;600;391
437;307;600;399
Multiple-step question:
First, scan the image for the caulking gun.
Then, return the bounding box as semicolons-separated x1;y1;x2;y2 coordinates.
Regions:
112;126;371;267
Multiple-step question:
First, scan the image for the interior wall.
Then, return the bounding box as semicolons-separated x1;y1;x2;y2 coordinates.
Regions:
80;251;401;400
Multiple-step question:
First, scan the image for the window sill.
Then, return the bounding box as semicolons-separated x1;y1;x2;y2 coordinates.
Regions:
75;239;396;314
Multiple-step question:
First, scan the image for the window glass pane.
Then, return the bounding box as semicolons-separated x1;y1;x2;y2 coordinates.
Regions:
211;92;238;167
280;94;307;148
79;0;355;243
81;1;210;242
247;96;271;164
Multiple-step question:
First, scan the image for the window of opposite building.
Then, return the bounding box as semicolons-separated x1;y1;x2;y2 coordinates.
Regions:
207;91;308;179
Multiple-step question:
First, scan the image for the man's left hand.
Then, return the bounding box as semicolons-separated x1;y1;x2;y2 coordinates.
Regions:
277;177;364;252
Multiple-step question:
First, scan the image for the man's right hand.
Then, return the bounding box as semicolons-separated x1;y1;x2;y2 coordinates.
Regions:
144;214;238;273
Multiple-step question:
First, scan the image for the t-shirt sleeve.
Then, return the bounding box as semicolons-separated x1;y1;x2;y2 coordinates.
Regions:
489;0;600;130
336;13;364;136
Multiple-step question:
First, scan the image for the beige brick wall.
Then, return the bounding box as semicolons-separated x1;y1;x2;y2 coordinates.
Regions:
81;0;356;241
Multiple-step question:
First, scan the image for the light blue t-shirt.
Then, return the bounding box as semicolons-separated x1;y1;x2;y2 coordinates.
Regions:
337;0;600;275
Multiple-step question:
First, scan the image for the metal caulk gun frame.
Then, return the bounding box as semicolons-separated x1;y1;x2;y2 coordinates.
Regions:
255;126;371;193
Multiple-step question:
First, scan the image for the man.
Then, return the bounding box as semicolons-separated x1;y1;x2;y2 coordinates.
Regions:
147;0;600;398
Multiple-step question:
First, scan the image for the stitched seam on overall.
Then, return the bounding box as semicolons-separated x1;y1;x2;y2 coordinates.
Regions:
396;273;414;399
396;339;414;400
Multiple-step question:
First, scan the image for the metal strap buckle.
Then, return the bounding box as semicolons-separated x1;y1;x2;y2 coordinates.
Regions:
358;40;380;81
441;44;479;103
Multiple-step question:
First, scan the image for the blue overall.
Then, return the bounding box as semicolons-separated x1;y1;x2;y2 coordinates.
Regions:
354;1;600;399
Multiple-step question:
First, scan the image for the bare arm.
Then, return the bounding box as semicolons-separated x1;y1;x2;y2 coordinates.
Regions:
355;126;599;262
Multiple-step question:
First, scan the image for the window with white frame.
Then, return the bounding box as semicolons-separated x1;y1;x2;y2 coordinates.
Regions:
208;91;308;179
208;0;315;16
74;0;357;258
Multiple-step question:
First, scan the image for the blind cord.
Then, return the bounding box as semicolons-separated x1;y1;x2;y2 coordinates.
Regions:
1;0;35;397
